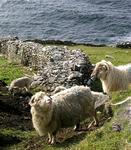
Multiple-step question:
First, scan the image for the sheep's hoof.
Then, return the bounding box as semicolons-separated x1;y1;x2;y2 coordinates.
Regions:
50;140;55;145
48;141;55;145
94;123;99;127
48;138;51;144
48;139;55;145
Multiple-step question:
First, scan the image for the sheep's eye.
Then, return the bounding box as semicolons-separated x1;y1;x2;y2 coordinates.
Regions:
99;67;103;70
37;98;41;102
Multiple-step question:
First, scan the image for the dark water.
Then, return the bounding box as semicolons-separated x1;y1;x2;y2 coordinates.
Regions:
0;0;131;44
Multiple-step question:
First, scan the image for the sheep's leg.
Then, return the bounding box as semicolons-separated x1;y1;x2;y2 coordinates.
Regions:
87;121;94;129
48;133;52;143
51;135;55;145
93;110;99;126
48;133;55;144
24;87;29;92
88;110;99;129
74;122;80;131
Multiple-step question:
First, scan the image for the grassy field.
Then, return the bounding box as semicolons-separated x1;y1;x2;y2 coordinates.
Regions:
0;46;131;150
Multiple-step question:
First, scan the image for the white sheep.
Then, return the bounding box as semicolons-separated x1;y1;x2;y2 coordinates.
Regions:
91;60;131;94
9;76;33;94
29;85;110;144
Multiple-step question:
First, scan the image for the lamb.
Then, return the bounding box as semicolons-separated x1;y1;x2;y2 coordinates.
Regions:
9;76;33;94
29;85;110;144
90;60;131;94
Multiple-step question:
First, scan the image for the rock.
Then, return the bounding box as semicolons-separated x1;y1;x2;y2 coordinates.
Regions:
116;41;131;49
112;123;122;132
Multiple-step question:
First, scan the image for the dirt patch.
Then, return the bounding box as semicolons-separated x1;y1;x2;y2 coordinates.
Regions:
0;134;21;148
0;93;33;130
0;92;33;149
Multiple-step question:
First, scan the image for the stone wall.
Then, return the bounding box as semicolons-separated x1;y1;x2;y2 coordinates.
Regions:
0;38;93;93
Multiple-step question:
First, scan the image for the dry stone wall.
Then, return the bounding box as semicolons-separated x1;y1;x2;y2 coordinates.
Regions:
0;38;93;93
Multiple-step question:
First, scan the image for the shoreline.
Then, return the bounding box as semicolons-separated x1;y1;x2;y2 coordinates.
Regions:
0;37;106;47
0;37;131;48
23;39;106;47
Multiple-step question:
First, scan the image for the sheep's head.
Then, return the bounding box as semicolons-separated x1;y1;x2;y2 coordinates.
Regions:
29;91;52;112
91;60;112;80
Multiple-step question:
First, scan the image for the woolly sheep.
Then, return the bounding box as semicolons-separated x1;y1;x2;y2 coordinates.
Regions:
9;76;33;94
29;85;110;144
91;60;131;94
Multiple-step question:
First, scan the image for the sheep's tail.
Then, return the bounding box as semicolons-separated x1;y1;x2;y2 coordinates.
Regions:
111;97;131;106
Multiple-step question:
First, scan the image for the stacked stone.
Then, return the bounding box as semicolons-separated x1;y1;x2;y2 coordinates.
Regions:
31;46;92;93
0;39;93;93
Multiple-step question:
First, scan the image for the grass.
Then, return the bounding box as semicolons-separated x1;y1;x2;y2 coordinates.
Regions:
69;45;131;65
0;56;33;84
0;45;131;150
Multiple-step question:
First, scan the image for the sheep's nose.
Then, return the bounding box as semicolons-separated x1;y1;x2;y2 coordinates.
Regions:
90;75;96;81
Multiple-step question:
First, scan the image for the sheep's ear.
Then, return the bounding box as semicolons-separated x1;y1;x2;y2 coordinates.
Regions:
102;63;110;71
29;97;36;106
102;65;108;70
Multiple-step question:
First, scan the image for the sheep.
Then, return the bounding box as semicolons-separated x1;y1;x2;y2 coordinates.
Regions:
9;76;33;94
90;60;131;94
29;85;110;144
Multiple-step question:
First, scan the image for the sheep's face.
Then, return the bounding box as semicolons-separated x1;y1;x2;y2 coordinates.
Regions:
29;92;52;112
94;92;111;109
91;60;110;80
98;93;110;102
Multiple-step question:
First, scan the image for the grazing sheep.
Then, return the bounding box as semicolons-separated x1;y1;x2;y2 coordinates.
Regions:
9;76;33;94
29;86;110;144
91;60;131;94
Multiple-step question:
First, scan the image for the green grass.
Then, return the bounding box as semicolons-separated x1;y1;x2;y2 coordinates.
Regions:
0;56;33;84
69;45;131;65
0;46;131;150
